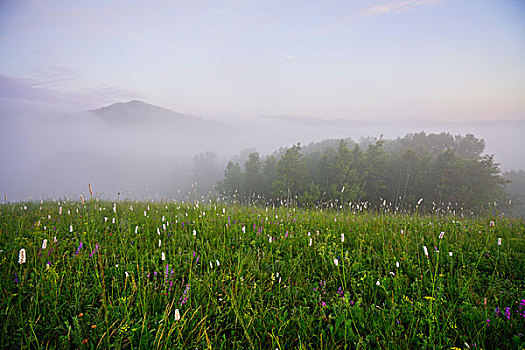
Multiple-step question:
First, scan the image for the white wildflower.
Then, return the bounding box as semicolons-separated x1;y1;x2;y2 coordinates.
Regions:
439;231;445;240
333;258;339;266
161;252;165;261
18;248;26;264
42;239;48;250
174;308;181;321
423;245;428;257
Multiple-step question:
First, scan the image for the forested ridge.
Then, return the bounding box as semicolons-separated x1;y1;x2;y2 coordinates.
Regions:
216;132;510;213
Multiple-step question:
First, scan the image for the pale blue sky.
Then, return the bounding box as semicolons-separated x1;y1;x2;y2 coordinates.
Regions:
1;0;524;120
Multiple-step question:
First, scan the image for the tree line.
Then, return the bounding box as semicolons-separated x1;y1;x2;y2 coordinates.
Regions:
215;132;508;212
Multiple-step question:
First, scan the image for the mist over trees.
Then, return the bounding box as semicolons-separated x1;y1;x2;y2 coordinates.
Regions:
503;170;525;217
215;132;509;213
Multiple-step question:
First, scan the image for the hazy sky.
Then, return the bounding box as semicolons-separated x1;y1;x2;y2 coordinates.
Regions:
1;0;524;120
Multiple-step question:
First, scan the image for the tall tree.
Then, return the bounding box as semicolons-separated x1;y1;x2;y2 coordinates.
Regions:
273;144;308;205
243;152;263;202
216;161;243;200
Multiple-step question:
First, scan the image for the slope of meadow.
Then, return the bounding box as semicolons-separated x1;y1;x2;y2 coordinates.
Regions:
1;200;524;349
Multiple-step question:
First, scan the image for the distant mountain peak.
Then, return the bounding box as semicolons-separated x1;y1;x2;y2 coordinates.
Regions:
88;100;200;125
90;100;172;113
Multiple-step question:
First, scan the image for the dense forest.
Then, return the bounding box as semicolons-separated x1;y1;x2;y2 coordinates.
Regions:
214;132;513;213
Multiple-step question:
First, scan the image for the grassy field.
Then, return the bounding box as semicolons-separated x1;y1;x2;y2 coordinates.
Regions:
1;198;524;349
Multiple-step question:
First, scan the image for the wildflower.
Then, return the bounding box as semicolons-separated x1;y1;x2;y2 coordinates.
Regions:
449;251;453;257
498;238;501;246
376;280;380;286
341;186;345;193
19;249;26;264
193;230;196;236
309;238;312;246
495;307;501;317
396;261;400;268
159;239;162;248
89;244;99;258
125;271;129;277
341;233;345;243
59;207;62;215
174;308;181;321
70;225;73;232
113;203;117;213
135;226;138;234
423;245;428;257
490;220;495;227
82;339;88;344
439;231;445;239
417;198;423;206
269;236;272;243
333;258;339;266
242;226;246;233
74;242;83;255
216;259;220;267
161;252;165;261
42;239;48;250
505;307;511;320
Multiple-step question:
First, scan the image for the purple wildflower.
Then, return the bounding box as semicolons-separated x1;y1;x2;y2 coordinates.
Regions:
89;244;99;258
74;242;83;256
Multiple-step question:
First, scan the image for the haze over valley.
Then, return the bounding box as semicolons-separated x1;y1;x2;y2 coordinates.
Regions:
1;98;523;202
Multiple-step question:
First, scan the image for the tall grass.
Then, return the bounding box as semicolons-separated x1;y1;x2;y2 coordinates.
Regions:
1;198;524;349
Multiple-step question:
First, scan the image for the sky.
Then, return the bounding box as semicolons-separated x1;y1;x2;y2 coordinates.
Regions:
1;0;524;120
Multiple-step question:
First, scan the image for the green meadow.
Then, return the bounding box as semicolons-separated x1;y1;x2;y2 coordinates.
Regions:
1;199;524;349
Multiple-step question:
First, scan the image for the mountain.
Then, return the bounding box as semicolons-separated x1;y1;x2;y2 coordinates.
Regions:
88;100;217;130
